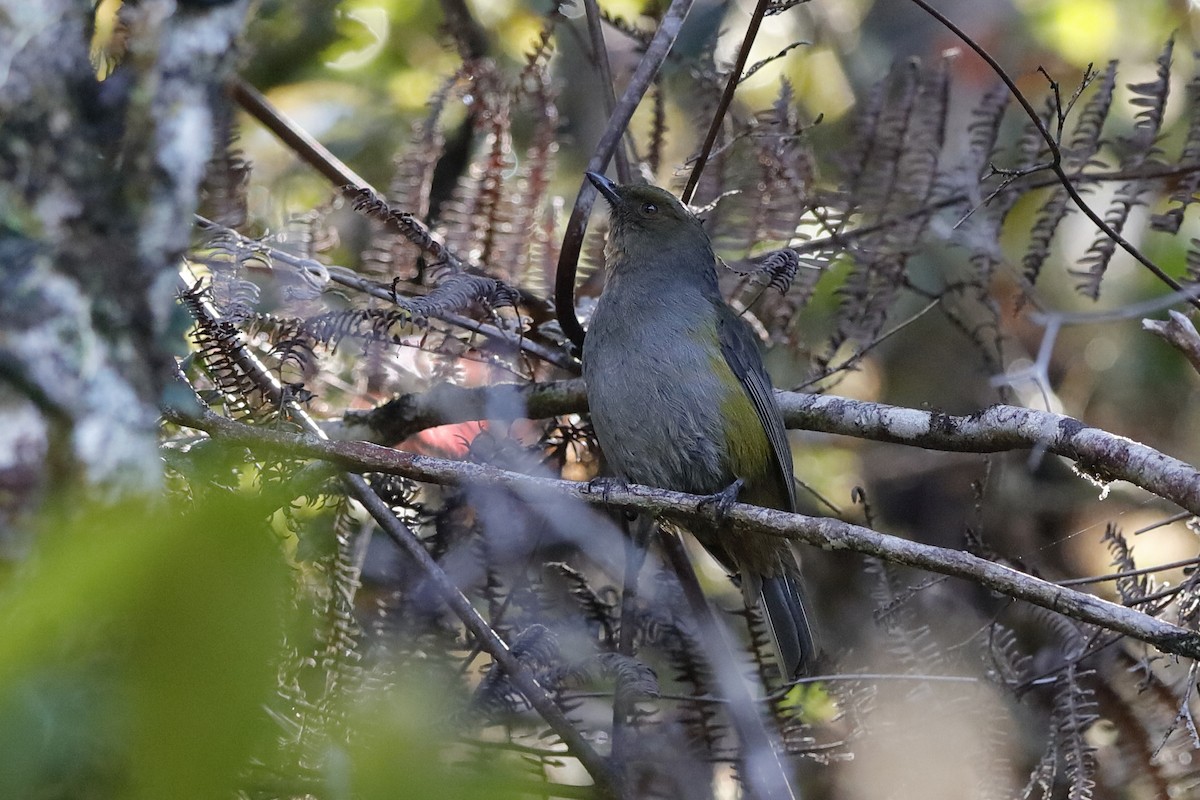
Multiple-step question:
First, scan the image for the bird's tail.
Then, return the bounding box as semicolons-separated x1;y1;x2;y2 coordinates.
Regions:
758;567;818;679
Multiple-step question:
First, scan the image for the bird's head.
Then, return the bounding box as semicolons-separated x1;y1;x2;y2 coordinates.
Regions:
586;172;711;266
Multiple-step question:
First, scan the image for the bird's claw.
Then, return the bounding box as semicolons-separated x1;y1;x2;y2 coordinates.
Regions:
584;476;638;522
699;478;745;523
584;476;629;505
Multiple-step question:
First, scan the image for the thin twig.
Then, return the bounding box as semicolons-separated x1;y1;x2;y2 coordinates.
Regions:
1057;556;1200;587
582;0;631;183
554;0;695;349
681;0;771;205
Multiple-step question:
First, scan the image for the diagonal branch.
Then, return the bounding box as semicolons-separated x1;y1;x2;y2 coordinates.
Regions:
554;0;696;349
163;407;1200;661
229;78;470;274
680;0;771;204
170;295;617;794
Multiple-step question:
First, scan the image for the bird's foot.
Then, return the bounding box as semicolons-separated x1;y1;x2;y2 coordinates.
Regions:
698;478;744;524
584;476;629;504
584;476;637;522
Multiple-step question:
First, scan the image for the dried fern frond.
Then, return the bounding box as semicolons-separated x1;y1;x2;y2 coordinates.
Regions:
1100;523;1155;604
1056;665;1099;800
1071;40;1174;298
197;104;250;230
473;624;562;720
1023;62;1117;288
179;281;281;421
1151;51;1200;234
545;562;618;648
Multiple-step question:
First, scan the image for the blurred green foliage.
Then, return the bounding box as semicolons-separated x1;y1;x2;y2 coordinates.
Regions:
0;496;288;799
0;487;539;799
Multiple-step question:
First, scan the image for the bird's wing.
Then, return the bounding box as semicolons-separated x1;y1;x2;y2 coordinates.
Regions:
715;302;797;513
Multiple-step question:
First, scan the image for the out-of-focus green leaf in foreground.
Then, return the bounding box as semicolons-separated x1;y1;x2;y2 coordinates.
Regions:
0;496;288;800
0;493;567;799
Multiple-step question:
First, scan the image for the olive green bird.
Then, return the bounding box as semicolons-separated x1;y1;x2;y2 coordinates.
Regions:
582;171;817;678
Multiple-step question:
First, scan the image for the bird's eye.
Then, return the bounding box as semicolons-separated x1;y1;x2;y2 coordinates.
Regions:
641;202;658;216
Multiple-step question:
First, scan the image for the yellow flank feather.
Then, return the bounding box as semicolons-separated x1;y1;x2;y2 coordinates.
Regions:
709;350;776;504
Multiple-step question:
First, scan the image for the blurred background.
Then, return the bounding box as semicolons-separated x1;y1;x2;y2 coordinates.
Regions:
6;1;1200;798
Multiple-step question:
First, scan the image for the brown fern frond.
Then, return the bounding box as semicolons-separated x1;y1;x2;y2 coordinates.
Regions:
1071;43;1174;298
429;61;515;274
824;59;954;350
1152;53;1200;233
179;281;280;421
1056;665;1099;800
865;559;949;675
841;61;892;200
544;562;617;648
192;231;264;324
985;622;1032;686
361;68;469;281
351;186;464;272
894;57;949;212
318;502;365;701
1022;188;1072;287
968;82;1012;177
1020;63;1119;289
1186;239;1200;284
589;652;661;706
473;104;516;269
511;58;559;289
642;569;725;753
1124;37;1174;156
648;75;668;175
1070;184;1139;299
1063;61;1118;169
1100;523;1155;604
952;86;1030;283
856;59;921;217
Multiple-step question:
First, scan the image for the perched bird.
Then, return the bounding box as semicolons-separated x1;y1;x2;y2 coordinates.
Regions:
582;171;817;678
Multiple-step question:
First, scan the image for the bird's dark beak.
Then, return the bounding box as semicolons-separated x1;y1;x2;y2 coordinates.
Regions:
586;171;621;206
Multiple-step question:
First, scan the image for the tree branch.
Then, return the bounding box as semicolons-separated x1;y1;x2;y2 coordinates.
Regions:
164;407;1200;661
336;381;1200;516
779;394;1200;514
1144;310;1200;376
680;0;770;204
554;0;696;349
169;295;616;793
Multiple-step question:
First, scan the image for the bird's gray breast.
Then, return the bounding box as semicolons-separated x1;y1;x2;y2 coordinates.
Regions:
582;290;732;495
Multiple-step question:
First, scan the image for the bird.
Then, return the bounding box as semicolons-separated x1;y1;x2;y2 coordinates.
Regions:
581;170;817;678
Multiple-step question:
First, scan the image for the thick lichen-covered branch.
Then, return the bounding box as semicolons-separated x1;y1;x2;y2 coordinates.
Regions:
165;407;1200;661
337;380;1200;515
